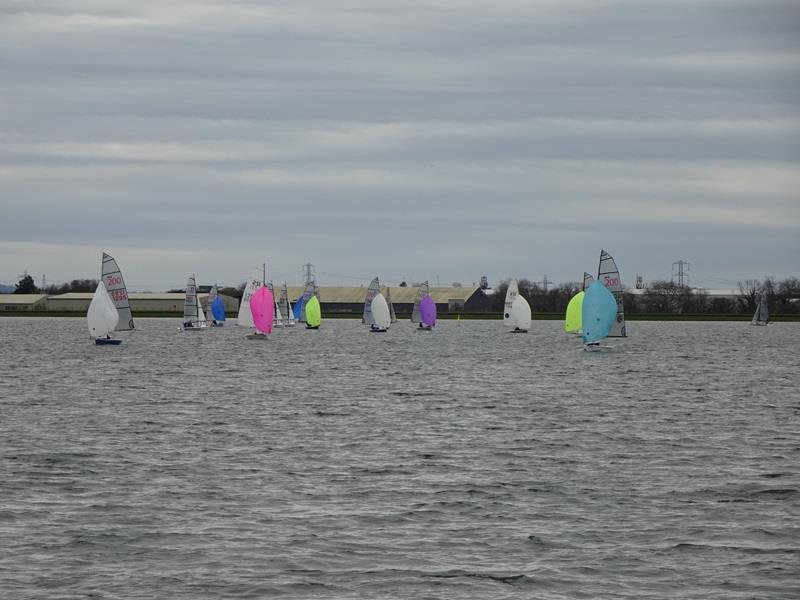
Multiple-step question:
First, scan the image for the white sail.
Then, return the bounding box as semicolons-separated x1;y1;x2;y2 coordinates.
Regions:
362;277;381;326
237;269;263;328
385;286;398;323
583;272;595;291
411;281;429;323
503;279;520;327
87;281;119;338
197;297;209;328
280;282;296;326
752;291;769;325
183;275;199;325
598;249;626;337
510;295;532;331
267;281;283;327
371;293;391;329
101;252;134;331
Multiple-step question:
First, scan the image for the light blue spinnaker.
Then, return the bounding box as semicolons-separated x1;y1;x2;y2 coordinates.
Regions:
581;281;617;344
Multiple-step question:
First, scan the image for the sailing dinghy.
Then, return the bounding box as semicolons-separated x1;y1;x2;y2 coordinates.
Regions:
598;250;626;337
565;273;594;335
237;269;263;330
88;281;122;345
504;279;531;333
247;286;274;339
752;291;769;326
363;277;390;332
181;274;207;330
581;280;617;350
412;282;436;330
208;284;226;326
305;295;321;329
279;283;296;327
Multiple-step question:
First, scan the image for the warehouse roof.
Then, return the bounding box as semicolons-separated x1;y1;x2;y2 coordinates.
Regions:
0;294;47;304
282;286;478;303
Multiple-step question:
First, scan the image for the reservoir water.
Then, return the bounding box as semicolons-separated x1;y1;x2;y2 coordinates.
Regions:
1;318;798;598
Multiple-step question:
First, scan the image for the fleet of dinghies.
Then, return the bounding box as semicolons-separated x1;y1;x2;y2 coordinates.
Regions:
85;249;645;348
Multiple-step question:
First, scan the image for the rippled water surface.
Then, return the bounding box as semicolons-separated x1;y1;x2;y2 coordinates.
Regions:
1;317;798;599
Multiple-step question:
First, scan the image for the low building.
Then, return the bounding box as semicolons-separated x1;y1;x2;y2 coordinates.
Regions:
46;293;239;313
0;294;48;312
286;286;480;315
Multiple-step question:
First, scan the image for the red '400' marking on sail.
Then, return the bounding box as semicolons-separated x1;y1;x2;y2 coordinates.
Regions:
105;275;123;287
603;276;620;287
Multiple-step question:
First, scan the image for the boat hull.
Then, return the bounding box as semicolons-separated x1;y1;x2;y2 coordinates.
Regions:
306;325;319;330
246;333;269;340
95;338;122;345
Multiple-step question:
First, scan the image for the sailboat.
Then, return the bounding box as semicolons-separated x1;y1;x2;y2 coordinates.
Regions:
581;280;618;350
247;286;274;340
182;274;207;330
305;295;322;329
385;285;398;323
298;281;316;324
207;284;226;326
279;283;296;327
752;290;769;326
363;277;390;332
564;272;594;335
267;281;283;327
598;250;626;337
101;252;134;331
504;279;531;333
411;281;436;330
236;268;263;329
88;281;122;345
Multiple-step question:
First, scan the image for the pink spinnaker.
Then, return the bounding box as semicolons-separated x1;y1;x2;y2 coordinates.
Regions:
250;286;274;334
420;295;437;327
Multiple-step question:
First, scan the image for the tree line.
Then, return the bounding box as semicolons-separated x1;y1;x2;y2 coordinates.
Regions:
9;273;800;315
488;277;800;315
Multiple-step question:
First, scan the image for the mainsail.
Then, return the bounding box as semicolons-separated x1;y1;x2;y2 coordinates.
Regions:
385;286;397;323
752;291;769;325
362;277;381;326
101;252;134;330
237;269;263;328
583;272;595;291
183;274;199;325
597;250;626;337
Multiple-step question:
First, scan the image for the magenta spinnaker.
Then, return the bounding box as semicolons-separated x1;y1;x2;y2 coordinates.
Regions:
250;286;275;334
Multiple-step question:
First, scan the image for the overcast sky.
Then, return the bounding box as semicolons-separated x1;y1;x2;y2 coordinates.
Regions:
1;0;798;291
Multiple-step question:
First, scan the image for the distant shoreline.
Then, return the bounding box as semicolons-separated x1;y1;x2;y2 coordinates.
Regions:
1;312;798;322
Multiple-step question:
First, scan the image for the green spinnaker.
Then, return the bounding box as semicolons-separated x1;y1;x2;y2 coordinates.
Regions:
305;295;321;327
564;291;584;333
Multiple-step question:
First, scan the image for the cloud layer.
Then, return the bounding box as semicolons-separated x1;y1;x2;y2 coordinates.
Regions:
1;0;798;289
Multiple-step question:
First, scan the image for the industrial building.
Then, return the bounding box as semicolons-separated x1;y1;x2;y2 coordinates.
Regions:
0;285;493;315
285;286;483;315
45;293;240;314
0;294;48;312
